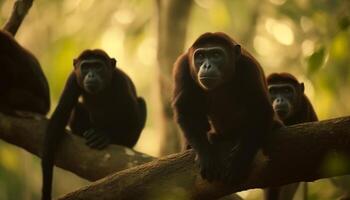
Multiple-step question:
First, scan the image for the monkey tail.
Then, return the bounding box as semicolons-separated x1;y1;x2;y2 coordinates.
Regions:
41;125;64;200
264;187;280;200
41;160;53;200
137;97;147;133
41;143;55;200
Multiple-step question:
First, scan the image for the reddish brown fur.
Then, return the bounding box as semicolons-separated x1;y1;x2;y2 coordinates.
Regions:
265;72;318;200
0;30;50;114
172;32;277;183
267;73;318;125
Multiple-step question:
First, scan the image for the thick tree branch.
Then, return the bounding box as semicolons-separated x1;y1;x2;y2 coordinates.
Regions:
0;113;153;181
3;0;34;35
1;113;350;199
57;117;350;200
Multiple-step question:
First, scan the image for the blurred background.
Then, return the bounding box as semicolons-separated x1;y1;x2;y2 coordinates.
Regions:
0;0;350;199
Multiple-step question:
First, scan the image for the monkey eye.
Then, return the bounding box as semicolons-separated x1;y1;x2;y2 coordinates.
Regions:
80;63;89;72
213;52;221;58
196;52;204;60
283;87;292;93
268;87;276;95
211;51;224;63
94;63;104;70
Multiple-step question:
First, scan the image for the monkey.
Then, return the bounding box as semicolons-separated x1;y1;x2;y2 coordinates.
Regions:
172;32;279;184
41;49;147;200
264;72;318;200
267;73;317;125
0;30;50;115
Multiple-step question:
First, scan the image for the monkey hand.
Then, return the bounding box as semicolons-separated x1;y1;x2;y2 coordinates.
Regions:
196;147;226;182
223;143;253;185
83;129;111;149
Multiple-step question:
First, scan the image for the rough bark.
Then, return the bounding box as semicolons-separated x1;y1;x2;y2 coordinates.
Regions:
156;0;194;155
2;112;350;199
2;0;34;36
58;117;350;200
0;113;153;181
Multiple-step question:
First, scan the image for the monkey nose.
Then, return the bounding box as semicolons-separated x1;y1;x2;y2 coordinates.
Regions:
204;64;211;69
276;98;284;103
87;74;95;79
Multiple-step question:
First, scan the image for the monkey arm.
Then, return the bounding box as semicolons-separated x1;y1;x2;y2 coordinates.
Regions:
173;90;227;181
173;90;210;153
224;69;275;184
41;72;81;200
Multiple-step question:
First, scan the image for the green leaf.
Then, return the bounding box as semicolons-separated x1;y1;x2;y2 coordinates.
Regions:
307;47;325;75
338;16;350;30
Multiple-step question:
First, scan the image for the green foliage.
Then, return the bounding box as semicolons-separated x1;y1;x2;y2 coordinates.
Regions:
1;0;350;199
307;46;325;75
322;153;350;175
338;16;350;30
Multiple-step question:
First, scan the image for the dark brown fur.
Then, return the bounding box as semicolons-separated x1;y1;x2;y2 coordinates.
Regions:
265;72;318;200
41;49;146;200
173;32;276;183
267;73;318;124
0;30;50;114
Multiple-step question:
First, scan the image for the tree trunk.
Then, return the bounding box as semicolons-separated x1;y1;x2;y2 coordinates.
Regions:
156;0;194;155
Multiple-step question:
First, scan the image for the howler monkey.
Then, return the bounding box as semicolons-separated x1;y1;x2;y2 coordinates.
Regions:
264;72;318;200
0;30;50;115
267;73;317;125
173;32;278;184
41;49;147;200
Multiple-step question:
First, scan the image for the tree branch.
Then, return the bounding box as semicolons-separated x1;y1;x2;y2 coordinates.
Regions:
1;113;350;199
2;0;34;35
58;117;350;200
0;113;153;181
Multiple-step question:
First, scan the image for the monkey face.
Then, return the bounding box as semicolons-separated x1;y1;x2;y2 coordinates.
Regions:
191;44;240;91
194;47;226;90
74;58;113;94
268;83;296;120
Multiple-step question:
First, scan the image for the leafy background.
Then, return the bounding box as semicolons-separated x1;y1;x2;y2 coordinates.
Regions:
0;0;349;199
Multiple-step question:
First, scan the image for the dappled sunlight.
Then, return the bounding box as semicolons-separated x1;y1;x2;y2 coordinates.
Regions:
194;0;214;9
265;18;294;45
100;27;126;60
208;1;230;29
113;9;135;25
302;39;315;56
300;16;314;32
135;127;161;157
0;146;19;172
1;0;350;199
74;0;95;12
136;37;157;66
269;0;287;6
253;35;275;56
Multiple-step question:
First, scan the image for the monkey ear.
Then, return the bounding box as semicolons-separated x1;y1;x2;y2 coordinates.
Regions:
73;58;78;68
234;44;241;57
300;83;305;92
110;58;117;67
